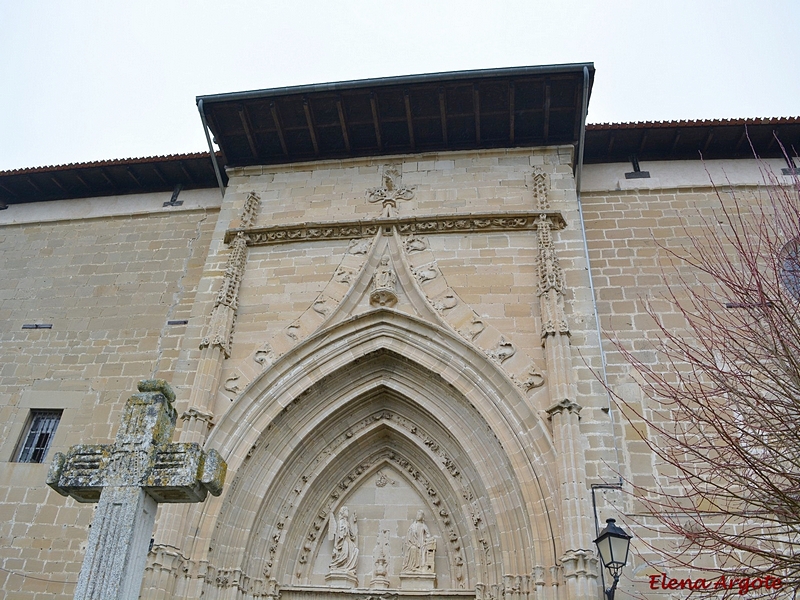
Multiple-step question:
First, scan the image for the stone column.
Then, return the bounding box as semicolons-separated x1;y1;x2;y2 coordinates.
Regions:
144;192;260;597
534;171;598;600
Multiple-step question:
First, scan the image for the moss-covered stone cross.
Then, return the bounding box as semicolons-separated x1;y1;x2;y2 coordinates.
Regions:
47;380;226;600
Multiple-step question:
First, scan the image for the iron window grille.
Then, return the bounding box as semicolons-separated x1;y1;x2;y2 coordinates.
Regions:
15;409;62;463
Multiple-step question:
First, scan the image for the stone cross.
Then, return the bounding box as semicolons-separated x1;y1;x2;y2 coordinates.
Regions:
47;380;226;600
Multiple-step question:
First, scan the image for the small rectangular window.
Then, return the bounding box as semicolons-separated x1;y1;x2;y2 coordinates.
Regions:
15;410;62;463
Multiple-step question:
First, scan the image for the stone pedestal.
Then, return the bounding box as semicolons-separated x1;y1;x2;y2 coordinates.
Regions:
370;575;390;589
400;573;436;590
325;571;358;588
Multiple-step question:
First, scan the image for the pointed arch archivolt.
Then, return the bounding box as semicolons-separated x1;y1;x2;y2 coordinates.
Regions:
187;310;562;594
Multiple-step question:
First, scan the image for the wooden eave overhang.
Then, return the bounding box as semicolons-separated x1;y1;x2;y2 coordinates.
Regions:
0;152;227;206
584;117;800;164
196;64;595;168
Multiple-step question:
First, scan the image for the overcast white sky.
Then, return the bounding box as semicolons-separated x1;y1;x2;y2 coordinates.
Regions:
1;1;797;171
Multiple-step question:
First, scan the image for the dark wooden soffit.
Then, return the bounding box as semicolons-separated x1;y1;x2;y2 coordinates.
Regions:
584;117;800;163
197;64;596;168
0;153;227;206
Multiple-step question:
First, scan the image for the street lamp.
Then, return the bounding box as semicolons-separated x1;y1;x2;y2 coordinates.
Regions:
594;518;632;600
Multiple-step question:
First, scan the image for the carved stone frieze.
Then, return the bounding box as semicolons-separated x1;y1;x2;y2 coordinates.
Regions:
224;211;565;246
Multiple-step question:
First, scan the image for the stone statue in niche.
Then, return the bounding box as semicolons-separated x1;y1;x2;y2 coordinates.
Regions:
402;510;436;575
326;506;359;586
370;256;398;307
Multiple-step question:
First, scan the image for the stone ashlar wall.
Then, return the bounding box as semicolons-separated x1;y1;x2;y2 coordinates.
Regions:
0;204;217;599
580;159;794;595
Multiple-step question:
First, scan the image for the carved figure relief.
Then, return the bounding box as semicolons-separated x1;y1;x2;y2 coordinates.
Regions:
348;239;372;255
366;165;415;217
413;262;439;284
313;297;331;317
286;324;300;341
370;529;390;589
433;294;458;312
459;317;485;341
403;234;428;253
402;510;436;575
254;343;274;367
522;367;545;390
375;470;396;488
224;374;240;396
370;256;398;307
335;266;357;284
327;506;359;574
487;337;516;364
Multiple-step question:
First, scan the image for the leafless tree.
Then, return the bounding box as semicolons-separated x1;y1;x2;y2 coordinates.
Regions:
613;151;800;597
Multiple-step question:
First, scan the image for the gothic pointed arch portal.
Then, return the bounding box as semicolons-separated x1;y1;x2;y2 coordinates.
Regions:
190;310;562;600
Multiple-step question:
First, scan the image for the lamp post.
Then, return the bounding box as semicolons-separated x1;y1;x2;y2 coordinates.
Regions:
594;518;632;600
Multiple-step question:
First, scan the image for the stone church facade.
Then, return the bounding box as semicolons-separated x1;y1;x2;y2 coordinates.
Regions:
0;64;798;599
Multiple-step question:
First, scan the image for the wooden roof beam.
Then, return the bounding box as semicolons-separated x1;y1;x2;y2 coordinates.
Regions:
0;182;18;199
702;130;715;153
49;175;68;194
26;177;44;195
74;174;92;192
404;89;415;150
151;164;169;186
508;82;515;144
735;130;748;153
178;161;196;186
439;87;448;145
98;168;117;192
238;105;259;158
269;102;289;156
670;129;682;155
473;85;481;144
543;82;551;142
303;97;320;156
638;132;649;153
767;128;779;150
125;167;142;188
370;93;383;150
336;98;351;153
